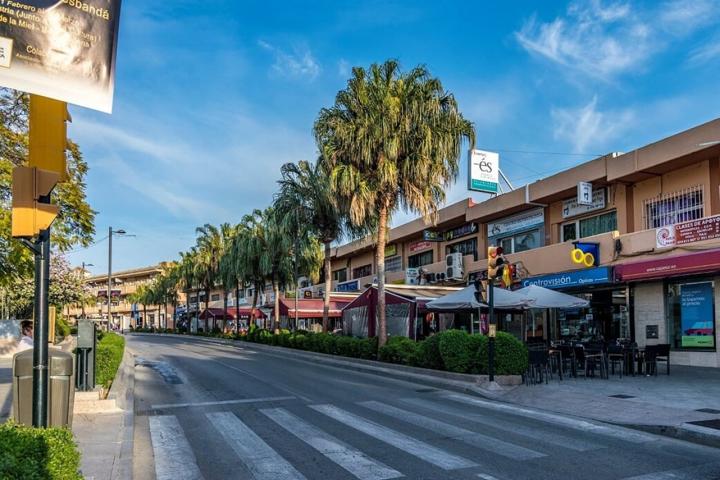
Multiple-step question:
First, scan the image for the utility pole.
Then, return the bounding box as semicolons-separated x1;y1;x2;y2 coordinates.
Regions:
81;262;93;319
107;227;126;331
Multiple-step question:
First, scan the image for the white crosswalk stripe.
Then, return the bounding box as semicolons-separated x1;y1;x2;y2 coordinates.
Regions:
207;411;307;480
399;397;602;452
149;415;204;480
310;404;477;471
261;407;403;480
358;400;545;460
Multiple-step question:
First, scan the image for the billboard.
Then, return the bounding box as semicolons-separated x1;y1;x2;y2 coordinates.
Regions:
680;282;715;348
0;0;122;112
469;149;499;194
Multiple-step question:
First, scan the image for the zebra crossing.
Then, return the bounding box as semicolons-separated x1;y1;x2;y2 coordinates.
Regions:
146;393;720;480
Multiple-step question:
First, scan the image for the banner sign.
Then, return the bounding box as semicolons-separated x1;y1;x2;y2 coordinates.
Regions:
445;222;477;241
521;267;613;290
0;0;122;112
562;188;606;218
409;240;433;254
469;149;499;194
655;214;720;248
488;208;544;238
422;230;442;242
335;279;359;293
384;244;397;257
680;282;715;348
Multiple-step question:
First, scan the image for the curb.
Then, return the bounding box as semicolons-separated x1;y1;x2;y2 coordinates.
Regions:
107;346;136;480
628;423;720;450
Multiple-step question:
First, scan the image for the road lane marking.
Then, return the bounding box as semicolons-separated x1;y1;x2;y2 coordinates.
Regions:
149;415;204;480
151;395;295;410
620;462;720;479
261;407;403;480
478;475;500;480
207;411;307;480
443;394;656;443
358;400;544;460
399;397;601;452
309;404;476;471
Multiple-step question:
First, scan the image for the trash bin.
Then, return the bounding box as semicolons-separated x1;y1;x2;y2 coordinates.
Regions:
76;320;96;391
12;349;75;427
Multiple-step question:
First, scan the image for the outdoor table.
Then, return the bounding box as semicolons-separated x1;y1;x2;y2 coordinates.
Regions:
548;348;563;381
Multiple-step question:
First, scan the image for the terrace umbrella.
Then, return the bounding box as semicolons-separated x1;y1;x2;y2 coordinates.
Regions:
515;285;589;309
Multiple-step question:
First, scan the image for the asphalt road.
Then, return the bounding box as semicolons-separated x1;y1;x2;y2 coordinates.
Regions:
128;335;720;480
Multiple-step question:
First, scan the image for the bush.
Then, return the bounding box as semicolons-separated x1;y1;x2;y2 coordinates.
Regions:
479;332;528;375
54;315;71;342
334;336;353;357
468;334;487;374
96;332;125;390
357;337;378;360
438;330;474;373
378;336;418;365
0;421;82;479
415;334;444;370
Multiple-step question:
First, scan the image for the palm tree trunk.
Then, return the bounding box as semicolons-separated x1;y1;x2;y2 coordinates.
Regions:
223;290;228;333
204;282;210;332
376;203;389;348
273;278;280;332
143;304;147;329
322;241;332;333
251;285;259;329
235;280;241;335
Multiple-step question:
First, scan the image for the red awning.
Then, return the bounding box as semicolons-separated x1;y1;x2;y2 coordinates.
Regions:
279;298;350;318
615;248;720;282
199;307;266;320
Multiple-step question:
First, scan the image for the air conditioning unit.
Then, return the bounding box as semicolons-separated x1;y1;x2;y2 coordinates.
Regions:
405;268;420;285
436;272;446;282
446;252;464;280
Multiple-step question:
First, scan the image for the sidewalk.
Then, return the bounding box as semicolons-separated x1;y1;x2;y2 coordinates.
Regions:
0;357;11;422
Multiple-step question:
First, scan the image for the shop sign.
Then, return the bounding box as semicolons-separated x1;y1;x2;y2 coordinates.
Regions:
0;0;123;112
680;282;715;348
336;279;359;292
468;149;499;194
445;223;478;241
577;182;593;206
655;225;676;248
655;214;720;248
385;244;397;257
521;267;613;290
488;208;544;238
562;188;606;218
409;240;433;254
97;289;121;297
423;230;443;242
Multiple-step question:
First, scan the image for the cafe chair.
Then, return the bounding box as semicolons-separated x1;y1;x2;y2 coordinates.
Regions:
655;344;671;375
607;344;624;378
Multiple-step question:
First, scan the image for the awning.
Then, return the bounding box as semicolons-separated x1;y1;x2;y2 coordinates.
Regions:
199;307;266;320
615;248;720;282
426;285;529;311
515;285;589;309
279;298;351;318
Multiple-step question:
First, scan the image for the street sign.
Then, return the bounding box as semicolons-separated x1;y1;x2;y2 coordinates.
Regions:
469;150;499;194
577;182;593;206
0;1;122;112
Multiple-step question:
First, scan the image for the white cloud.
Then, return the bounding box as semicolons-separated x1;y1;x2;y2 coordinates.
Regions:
337;58;351;77
688;39;720;65
551;96;634;153
258;40;320;80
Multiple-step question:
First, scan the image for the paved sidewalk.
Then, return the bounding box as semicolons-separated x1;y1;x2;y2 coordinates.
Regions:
0;357;12;422
73;410;132;480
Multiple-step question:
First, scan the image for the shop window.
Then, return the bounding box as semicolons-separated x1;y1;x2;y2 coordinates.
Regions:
352;264;372;279
386;256;403;272
408;250;434;268
643;185;704;229
445;238;478;261
562;211;617;242
332;268;347;283
497;229;541;254
211;293;220;302
667;280;715;350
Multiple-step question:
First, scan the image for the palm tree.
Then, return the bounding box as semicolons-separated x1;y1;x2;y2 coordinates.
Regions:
193;224;230;332
220;223;249;334
274;159;344;332
314;60;475;347
178;249;199;331
234;211;267;327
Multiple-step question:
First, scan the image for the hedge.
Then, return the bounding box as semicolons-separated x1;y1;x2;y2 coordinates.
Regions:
378;336;418;365
96;332;125;390
0;422;82;479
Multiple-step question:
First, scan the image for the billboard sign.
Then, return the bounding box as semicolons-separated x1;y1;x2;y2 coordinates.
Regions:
0;1;122;112
469;149;499;194
680;282;715;348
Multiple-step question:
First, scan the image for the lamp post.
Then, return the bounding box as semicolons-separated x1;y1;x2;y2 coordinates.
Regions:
107;227;127;331
80;262;93;319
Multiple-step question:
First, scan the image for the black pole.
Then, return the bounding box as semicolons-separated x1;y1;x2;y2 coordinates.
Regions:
32;228;50;427
488;279;495;383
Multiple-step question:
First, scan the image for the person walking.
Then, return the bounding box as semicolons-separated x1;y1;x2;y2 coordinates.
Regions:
16;320;34;352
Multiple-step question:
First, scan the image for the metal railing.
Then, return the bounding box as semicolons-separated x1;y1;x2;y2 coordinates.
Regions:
642;185;704;230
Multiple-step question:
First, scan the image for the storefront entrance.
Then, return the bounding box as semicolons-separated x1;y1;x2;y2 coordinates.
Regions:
552;287;631;343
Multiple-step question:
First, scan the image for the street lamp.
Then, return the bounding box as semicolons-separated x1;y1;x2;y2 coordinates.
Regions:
107;227;128;331
80;262;93;319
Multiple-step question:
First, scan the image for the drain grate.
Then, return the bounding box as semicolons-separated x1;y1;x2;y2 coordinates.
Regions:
688;419;720;430
696;408;720;415
608;394;636;399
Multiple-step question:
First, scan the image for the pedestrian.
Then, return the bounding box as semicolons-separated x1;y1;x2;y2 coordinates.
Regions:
16;320;34;352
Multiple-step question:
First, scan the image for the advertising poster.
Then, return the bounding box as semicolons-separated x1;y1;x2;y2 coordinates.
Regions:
469;149;499;194
0;0;122;112
680;282;715;348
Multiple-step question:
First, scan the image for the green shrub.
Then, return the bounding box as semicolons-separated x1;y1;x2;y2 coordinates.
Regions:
468;334;487;374
0;421;82;479
415;334;444;370
291;333;306;350
438;330;474;373
317;333;338;354
96;332;125;389
357;337;378;359
54;315;71;342
378;336;418;365
481;332;528;375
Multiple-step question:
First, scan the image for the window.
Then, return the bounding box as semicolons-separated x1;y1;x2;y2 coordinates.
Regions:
643;185;704;229
386;256;403;272
562;211;618;242
667;280;715;350
497;229;541;254
332;268;347;283
446;238;478;261
211;293;220;302
352;264;372;279
408;250;433;268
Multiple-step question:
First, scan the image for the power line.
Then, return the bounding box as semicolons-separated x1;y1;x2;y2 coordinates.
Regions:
60;235;109;255
483;148;603;157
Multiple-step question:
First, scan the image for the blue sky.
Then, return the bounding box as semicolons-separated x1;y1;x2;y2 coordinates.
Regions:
65;0;720;274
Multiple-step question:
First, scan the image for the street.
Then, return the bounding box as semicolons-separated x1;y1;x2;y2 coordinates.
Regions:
128;335;720;480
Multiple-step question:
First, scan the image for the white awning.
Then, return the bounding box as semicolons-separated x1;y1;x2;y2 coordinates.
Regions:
426;285;529;311
515;285;589;309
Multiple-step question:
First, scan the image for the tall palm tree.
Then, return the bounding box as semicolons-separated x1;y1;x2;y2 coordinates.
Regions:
274;159;344;332
314;60;475;347
193;224;230;332
178;249;199;331
235;211;267;328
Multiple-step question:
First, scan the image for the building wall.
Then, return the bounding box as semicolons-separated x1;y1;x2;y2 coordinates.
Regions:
632;282;665;350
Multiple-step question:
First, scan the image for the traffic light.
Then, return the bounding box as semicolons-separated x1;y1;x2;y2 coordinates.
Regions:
11;166;59;238
501;263;516;288
487;246;506;281
28;96;70;182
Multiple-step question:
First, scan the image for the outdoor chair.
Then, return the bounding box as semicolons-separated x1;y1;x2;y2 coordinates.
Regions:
643;345;658;376
655;344;670;375
584;343;607;379
607;344;624;378
526;349;550;385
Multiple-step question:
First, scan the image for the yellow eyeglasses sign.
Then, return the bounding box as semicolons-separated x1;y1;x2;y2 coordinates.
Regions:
571;248;595;267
